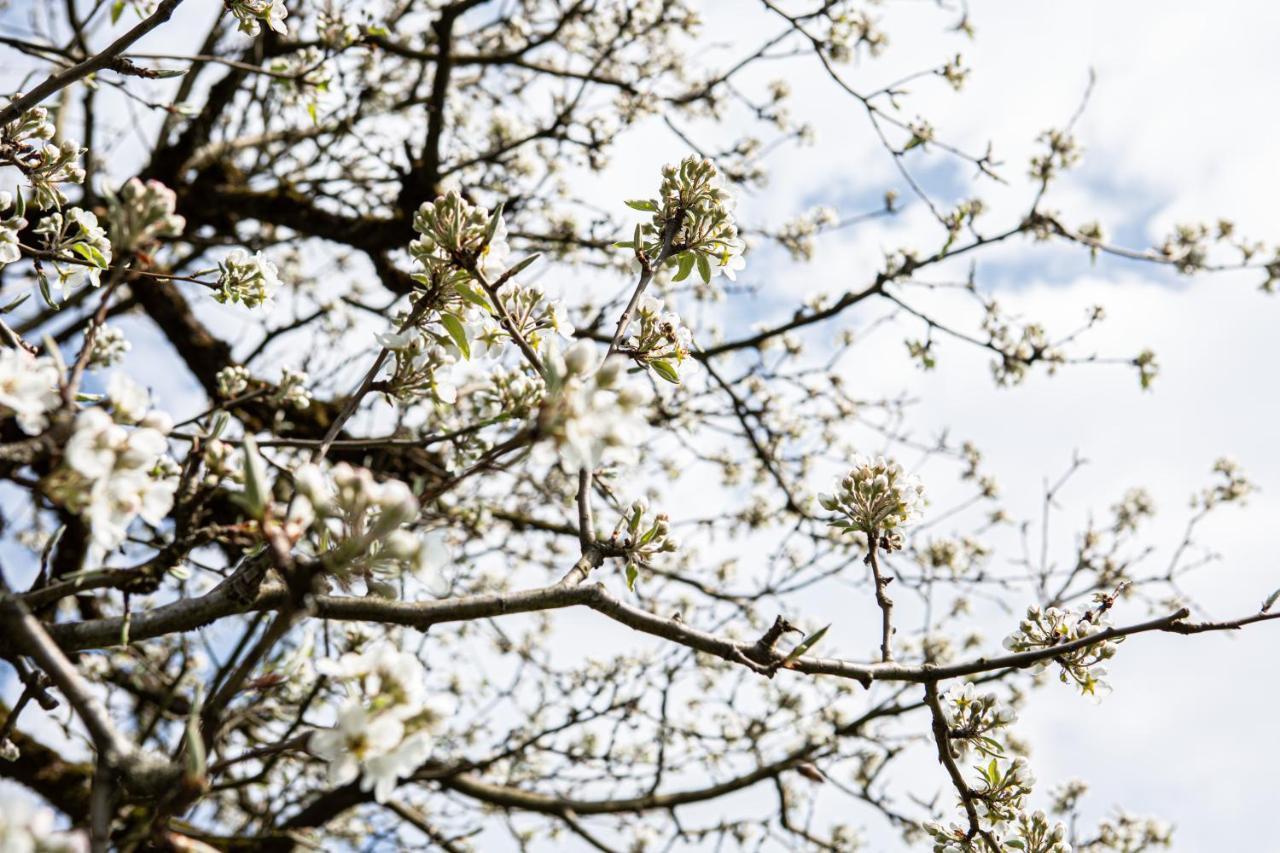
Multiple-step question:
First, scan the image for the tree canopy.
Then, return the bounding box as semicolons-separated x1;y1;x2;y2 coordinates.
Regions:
0;1;1276;851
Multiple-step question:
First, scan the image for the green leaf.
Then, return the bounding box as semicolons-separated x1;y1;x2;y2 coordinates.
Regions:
1007;841;1026;850
453;282;492;312
650;359;680;384
1263;587;1280;612
1;291;30;314
484;202;505;248
625;199;658;212
110;0;125;23
307;101;318;125
625;562;639;591
366;24;389;37
672;252;695;283
151;68;188;79
506;252;540;278
440;313;470;359
782;624;830;665
12;189;24;218
613;241;636;249
695;252;711;284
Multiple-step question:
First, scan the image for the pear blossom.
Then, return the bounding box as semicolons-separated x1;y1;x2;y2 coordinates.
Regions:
214;249;279;310
0;190;27;267
0;348;60;435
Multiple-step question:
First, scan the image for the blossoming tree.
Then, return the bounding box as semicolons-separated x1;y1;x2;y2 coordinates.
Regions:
0;1;1276;851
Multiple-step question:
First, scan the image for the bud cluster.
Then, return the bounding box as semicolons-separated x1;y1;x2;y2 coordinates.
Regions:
819;455;925;543
104;177;185;253
410;191;510;280
609;497;680;591
1;105;85;209
625;156;745;284
215;248;280;310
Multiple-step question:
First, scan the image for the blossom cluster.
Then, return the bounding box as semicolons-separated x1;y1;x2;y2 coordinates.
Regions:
104;177;185;253
621;295;694;383
0;347;60;435
291;462;448;595
609;497;679;590
819;456;925;544
624;156;745;283
85;321;130;370
928;808;1070;853
227;0;289;36
1002;604;1118;695
410;190;510;281
214;249;280;310
0;190;26;268
378;320;462;406
42;376;178;553
1;105;85;209
537;342;650;471
939;682;1018;758
310;645;438;802
34;207;112;292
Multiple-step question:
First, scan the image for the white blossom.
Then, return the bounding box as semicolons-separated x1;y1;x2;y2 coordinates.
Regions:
0;348;59;435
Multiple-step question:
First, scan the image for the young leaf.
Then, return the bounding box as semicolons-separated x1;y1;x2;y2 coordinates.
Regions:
111;0;125;23
672;252;695;283
625;562;639;592
782;624;830;665
1263;587;1280;613
695;252;711;284
440;312;471;359
238;436;269;520
625;199;658;212
650;359;680;384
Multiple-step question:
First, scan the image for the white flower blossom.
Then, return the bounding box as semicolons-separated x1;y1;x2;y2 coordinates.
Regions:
215;249;280;310
0;348;60;435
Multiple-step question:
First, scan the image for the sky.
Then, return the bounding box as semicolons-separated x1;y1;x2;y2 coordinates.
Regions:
3;0;1279;849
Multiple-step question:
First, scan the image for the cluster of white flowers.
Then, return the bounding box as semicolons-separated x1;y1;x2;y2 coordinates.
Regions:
537;341;649;471
227;0;288;36
214;249;280;310
104;177;185;253
311;645;438;802
939;682;1018;758
0;799;86;852
472;364;544;420
622;295;694;384
625;156;745;283
1;105;85;209
1002;604;1118;696
608;497;679;591
928;808;1070;853
274;366;311;410
34;207;112;292
819;455;925;542
0;347;60;434
43;375;178;552
291;462;448;594
85;320;130;369
216;364;251;399
410;190;510;281
377;322;461;405
0;190;27;268
1194;456;1254;509
775;205;839;261
980;304;1066;386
